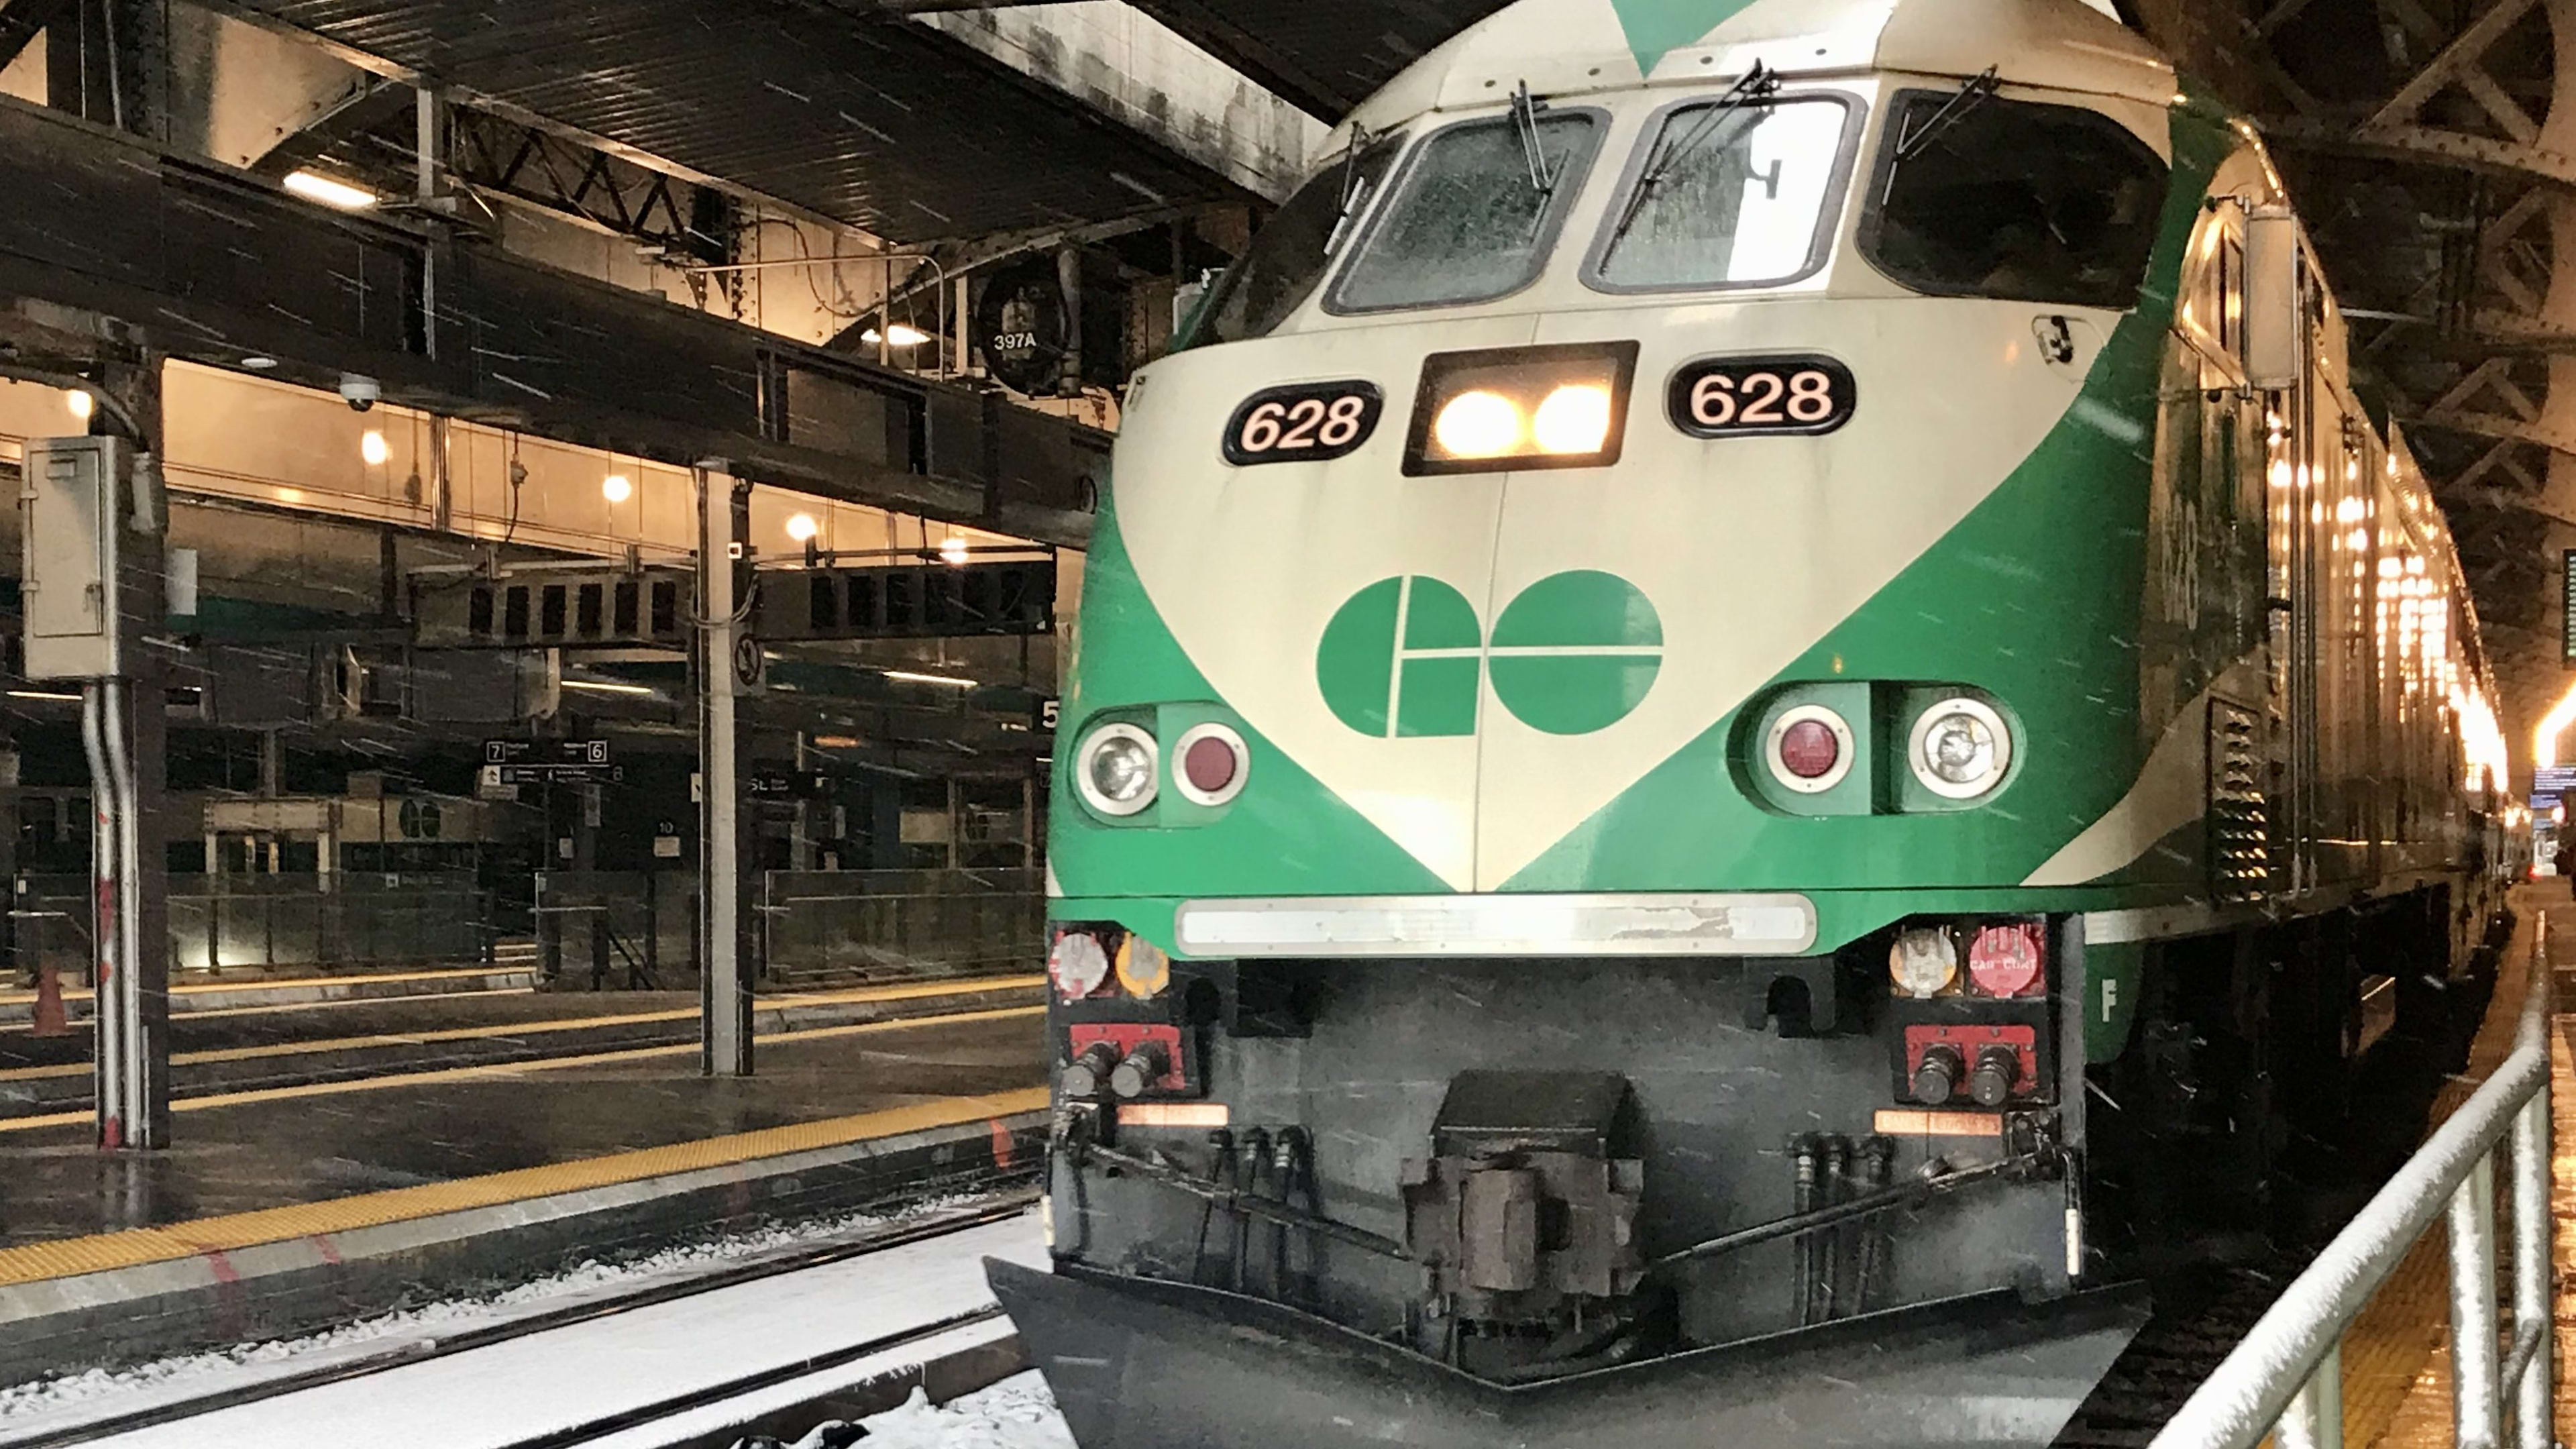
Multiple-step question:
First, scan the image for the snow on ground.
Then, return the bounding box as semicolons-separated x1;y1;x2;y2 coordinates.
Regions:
756;1373;1073;1449
0;1195;988;1421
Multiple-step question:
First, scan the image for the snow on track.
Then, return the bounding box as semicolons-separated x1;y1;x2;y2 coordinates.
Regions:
63;1212;1046;1449
829;1373;1072;1449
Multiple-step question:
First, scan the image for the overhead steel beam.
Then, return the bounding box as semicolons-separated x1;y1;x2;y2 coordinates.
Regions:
248;74;411;178
0;96;1101;547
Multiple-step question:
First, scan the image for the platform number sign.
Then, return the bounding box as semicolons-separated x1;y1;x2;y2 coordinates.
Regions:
2564;548;2576;664
1668;355;1858;439
1223;382;1384;466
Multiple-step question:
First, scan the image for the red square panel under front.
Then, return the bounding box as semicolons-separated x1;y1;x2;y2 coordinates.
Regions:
1066;1022;1187;1093
1903;1023;2039;1099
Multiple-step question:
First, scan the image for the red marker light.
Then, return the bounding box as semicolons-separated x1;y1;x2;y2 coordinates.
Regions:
1183;735;1238;794
1966;922;2045;998
1777;718;1841;780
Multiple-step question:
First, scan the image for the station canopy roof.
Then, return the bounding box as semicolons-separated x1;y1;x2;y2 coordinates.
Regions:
1127;0;1517;118
219;0;1256;242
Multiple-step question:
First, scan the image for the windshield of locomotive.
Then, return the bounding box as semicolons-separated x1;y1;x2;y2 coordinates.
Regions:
1589;95;1853;290
1861;89;2167;308
1327;110;1603;314
1194;132;1406;345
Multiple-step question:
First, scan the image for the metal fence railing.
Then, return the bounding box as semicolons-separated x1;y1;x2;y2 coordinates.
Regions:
12;872;493;979
534;871;698;989
2152;924;2555;1449
762;868;1042;983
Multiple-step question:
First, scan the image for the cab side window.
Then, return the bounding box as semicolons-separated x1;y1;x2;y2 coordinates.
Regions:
1859;91;2167;309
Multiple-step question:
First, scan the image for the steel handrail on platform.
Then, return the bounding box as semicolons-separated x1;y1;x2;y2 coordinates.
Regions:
2153;920;2557;1449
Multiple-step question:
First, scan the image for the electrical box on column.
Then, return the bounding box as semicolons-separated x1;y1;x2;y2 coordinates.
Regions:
20;436;127;679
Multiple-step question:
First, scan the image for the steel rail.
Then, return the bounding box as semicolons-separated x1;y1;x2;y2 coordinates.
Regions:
0;1188;1038;1449
2151;914;2555;1449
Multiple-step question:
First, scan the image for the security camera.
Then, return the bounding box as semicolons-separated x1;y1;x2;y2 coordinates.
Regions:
339;374;380;412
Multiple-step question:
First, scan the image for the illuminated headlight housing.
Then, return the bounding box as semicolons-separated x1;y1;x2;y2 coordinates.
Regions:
1888;926;1959;1000
1075;722;1159;817
1908;697;2012;800
1403;341;1639;476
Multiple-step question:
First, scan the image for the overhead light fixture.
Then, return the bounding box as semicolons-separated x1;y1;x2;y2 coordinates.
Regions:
602;474;633;504
938;535;969;565
360;430;390;466
7;689;80;703
785;513;820;543
561;678;656;696
861;324;932;347
284;170;378;210
883;669;977;689
64;390;92;422
810;735;863;749
241;356;278;371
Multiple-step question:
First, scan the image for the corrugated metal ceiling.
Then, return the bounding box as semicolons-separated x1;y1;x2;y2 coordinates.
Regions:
219;0;1247;243
1126;0;1517;119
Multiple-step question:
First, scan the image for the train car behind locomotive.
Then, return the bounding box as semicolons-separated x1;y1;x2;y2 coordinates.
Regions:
987;0;2518;1442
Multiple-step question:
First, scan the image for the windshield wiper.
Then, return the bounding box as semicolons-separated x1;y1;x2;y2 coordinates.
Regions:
1603;60;1780;251
1893;65;2000;162
1509;81;1558;195
1322;123;1377;254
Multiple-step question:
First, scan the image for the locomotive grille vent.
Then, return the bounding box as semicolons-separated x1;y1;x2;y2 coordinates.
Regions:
2208;700;2268;902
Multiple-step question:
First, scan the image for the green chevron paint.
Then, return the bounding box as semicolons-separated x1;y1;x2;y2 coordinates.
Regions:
1607;0;1764;74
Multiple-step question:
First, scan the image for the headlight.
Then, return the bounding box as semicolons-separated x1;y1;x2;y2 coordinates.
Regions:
1908;697;2012;800
1076;722;1159;817
1432;390;1523;458
1888;926;1958;1000
1404;341;1638;476
1531;384;1613;454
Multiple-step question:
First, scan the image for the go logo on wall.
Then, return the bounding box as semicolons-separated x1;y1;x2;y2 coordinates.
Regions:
1316;571;1662;738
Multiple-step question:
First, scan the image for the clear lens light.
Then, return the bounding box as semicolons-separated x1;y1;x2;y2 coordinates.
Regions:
1925;712;1998;786
1888;927;1957;1000
1088;735;1155;804
1532;384;1612;454
1433;390;1523;458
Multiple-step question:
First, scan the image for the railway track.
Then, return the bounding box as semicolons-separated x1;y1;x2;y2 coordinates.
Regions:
0;1189;1042;1449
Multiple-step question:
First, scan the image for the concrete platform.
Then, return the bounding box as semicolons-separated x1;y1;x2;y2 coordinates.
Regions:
0;1004;1046;1383
0;973;1044;1113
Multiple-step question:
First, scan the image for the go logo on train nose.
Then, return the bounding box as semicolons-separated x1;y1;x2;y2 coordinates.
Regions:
1315;571;1662;738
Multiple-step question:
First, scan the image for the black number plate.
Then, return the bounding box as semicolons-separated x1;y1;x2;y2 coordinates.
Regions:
1668;355;1856;438
1223;382;1384;466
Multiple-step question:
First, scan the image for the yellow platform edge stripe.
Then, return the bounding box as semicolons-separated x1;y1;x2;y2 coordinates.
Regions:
0;974;1044;1083
0;1084;1051;1287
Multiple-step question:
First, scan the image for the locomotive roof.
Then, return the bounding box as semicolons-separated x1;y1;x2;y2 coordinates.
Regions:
1340;0;2177;143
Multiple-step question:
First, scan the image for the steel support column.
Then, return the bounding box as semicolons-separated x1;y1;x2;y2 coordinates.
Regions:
695;460;752;1077
69;356;170;1151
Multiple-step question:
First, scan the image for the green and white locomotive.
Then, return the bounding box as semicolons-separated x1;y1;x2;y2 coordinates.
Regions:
987;0;2515;1441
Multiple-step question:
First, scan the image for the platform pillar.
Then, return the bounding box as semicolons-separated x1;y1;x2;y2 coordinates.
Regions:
695;461;752;1077
24;360;172;1148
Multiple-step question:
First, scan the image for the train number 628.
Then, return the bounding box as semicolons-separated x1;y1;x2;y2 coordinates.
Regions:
1668;356;1856;439
1224;382;1385;466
